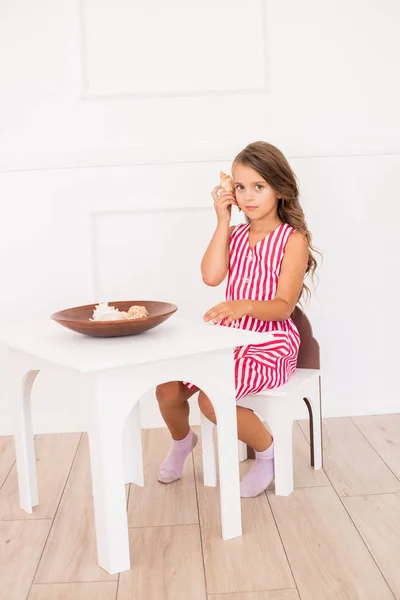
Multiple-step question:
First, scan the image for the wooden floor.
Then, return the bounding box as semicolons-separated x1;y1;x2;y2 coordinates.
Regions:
1;415;400;600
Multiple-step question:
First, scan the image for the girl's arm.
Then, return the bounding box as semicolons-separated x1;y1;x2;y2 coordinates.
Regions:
201;184;237;286
245;231;309;321
201;223;235;286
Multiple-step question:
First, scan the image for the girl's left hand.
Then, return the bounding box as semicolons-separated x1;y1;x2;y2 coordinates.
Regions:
203;300;248;325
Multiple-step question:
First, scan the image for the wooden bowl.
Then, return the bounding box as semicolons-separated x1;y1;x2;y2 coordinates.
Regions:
51;300;178;338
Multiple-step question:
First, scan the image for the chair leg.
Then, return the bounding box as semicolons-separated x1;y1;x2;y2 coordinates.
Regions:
238;440;248;462
9;359;40;513
303;376;323;470
201;413;217;487
246;444;256;460
123;401;144;486
268;417;294;496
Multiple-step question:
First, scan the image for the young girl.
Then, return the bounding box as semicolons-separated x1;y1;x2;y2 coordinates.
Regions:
156;141;318;497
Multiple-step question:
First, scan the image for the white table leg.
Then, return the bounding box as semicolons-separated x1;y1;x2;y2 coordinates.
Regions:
123;400;144;486
86;371;131;574
144;349;242;541
200;412;217;487
8;352;40;513
206;351;242;541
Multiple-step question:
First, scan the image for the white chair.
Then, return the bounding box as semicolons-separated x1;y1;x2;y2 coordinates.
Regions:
200;307;323;496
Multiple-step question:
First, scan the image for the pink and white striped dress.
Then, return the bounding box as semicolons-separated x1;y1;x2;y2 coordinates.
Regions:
185;222;300;400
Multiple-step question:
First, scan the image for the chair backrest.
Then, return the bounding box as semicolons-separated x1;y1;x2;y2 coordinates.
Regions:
291;307;320;369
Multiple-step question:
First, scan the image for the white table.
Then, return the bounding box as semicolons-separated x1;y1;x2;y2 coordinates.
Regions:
1;316;273;574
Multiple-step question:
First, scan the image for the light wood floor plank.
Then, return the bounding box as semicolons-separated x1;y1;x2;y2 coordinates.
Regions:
128;428;199;527
268;486;394;600
0;433;81;520
0;519;51;600
298;417;400;496
1;417;398;599
343;493;400;599
0;436;15;488
209;590;299;600
352;414;400;480
193;439;295;595
34;434;117;583
28;582;118;600
118;525;206;600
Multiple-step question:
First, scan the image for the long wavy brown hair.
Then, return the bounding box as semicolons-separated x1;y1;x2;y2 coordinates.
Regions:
233;141;320;304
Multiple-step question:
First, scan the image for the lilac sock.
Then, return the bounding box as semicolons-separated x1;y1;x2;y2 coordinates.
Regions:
158;429;198;484
240;442;274;498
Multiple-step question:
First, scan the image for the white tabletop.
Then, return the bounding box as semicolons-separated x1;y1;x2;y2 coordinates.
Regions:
0;317;275;373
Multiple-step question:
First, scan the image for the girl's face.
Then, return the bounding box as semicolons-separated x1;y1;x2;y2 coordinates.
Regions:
232;163;280;221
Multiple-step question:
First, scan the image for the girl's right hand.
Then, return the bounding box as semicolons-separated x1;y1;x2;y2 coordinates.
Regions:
211;185;237;224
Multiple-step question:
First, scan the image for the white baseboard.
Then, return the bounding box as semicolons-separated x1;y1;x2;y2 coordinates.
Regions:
0;399;399;436
0;397;203;436
0;412;87;436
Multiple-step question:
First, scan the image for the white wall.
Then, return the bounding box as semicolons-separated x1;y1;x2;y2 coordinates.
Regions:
0;0;399;434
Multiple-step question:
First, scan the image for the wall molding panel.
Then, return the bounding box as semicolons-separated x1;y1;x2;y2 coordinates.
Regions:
79;0;270;100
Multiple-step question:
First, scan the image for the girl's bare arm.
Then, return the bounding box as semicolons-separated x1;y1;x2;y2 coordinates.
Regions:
201;223;235;286
201;184;237;286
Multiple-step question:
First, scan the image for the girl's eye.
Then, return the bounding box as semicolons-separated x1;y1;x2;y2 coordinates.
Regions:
255;184;264;190
235;185;244;191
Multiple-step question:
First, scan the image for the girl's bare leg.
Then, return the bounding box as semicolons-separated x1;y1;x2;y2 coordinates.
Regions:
197;391;272;451
156;382;199;483
156;381;198;440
